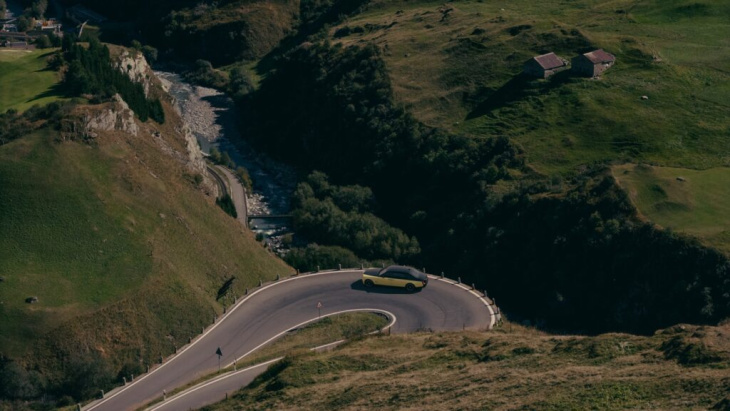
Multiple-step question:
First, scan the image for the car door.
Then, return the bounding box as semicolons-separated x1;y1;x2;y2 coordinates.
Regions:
389;271;410;288
380;271;399;286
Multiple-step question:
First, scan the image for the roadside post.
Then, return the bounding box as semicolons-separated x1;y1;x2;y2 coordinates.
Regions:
216;347;223;371
317;301;323;319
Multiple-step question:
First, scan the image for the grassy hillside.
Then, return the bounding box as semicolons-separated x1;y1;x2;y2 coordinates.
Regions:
0;49;65;113
205;322;730;410
613;164;730;254
330;0;730;175
65;0;299;66
0;94;289;401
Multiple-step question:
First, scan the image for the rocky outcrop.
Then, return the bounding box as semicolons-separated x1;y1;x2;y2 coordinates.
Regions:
60;94;139;140
180;124;208;176
85;94;139;137
114;50;154;97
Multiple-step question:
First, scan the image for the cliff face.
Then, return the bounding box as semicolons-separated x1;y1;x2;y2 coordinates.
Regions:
111;48;217;196
83;94;140;137
113;49;154;98
59;48;218;196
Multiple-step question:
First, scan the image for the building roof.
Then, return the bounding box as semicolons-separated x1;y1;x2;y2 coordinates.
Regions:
582;49;615;64
531;52;567;70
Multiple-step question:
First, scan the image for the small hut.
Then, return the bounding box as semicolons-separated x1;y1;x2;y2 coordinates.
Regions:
572;49;616;77
523;52;569;79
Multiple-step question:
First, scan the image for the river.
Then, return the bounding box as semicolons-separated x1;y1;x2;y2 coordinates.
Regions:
155;71;297;253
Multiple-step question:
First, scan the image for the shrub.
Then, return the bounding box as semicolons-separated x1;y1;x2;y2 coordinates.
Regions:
284;244;363;272
216;194;237;218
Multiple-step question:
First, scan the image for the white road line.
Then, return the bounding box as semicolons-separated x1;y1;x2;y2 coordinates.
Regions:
84;270;363;410
428;275;497;329
85;269;495;410
310;340;346;351
225;308;396;367
147;311;395;410
146;358;282;411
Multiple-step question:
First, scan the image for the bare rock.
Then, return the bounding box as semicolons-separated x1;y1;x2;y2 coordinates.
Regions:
114;50;153;97
84;94;139;137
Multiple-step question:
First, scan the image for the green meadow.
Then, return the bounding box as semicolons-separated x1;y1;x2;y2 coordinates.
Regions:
614;164;730;254
331;0;730;175
0;48;65;113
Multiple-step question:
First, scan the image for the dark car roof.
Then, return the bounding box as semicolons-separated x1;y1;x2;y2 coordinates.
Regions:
383;265;428;280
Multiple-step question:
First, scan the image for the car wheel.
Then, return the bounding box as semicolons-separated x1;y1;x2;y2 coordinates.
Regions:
405;283;415;292
364;279;374;288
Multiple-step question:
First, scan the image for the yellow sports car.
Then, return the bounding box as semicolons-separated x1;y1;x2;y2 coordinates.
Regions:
362;265;428;292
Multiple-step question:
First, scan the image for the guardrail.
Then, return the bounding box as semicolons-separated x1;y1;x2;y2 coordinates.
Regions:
81;265;501;410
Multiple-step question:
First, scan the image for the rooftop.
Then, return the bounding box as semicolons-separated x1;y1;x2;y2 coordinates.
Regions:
531;52;567;70
582;49;616;64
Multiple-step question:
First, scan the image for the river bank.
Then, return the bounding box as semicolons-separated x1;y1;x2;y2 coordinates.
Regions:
155;71;297;253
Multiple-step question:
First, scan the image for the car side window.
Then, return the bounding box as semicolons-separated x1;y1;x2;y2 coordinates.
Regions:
391;271;409;280
382;271;398;279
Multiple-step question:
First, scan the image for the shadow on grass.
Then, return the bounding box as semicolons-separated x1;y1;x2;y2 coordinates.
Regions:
466;70;574;119
25;82;67;104
349;280;423;294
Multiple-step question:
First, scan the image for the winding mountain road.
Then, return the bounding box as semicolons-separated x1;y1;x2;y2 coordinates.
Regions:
83;270;497;411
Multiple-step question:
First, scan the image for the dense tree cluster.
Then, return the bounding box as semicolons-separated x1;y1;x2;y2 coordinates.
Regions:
63;38;165;123
241;41;729;333
291;171;420;262
438;170;730;333
18;0;47;18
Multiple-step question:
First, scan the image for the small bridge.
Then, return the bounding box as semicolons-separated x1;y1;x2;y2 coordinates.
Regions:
247;215;293;220
247;215;293;230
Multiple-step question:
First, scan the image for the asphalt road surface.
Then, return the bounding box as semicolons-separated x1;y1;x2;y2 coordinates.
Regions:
84;270;495;411
146;359;281;411
215;165;249;228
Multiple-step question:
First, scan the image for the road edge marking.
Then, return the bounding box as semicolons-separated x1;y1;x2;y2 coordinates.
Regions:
147;310;396;411
146;358;282;411
84;270;364;410
428;275;498;329
225;308;397;367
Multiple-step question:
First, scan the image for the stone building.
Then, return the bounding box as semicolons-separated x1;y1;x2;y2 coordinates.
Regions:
572;49;616;77
523;52;569;79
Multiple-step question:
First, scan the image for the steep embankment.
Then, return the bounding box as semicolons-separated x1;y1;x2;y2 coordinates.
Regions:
63;0;299;65
206;323;730;410
0;52;289;403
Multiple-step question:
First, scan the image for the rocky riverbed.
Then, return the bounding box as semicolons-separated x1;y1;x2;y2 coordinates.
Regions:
156;71;297;252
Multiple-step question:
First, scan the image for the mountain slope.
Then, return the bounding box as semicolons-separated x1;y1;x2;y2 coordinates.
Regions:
330;0;730;175
0;69;289;402
205;323;730;410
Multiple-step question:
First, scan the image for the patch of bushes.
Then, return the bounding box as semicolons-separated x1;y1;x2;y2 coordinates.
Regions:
0;101;76;145
183;59;228;89
284;243;363;273
661;336;722;365
216;194;238;218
